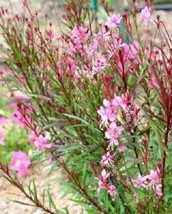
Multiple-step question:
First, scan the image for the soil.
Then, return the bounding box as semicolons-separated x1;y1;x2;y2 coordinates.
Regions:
0;163;83;214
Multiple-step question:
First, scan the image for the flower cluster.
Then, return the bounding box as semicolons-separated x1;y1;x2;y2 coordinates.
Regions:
29;130;52;151
97;92;141;198
65;13;142;79
98;92;140;146
133;167;162;199
96;169;117;198
106;14;122;28
140;6;152;23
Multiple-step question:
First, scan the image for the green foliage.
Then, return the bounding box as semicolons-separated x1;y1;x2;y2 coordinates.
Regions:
0;0;172;213
154;0;172;3
0;125;30;163
0;87;30;163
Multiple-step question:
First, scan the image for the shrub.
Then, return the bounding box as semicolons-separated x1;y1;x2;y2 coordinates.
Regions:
0;0;172;213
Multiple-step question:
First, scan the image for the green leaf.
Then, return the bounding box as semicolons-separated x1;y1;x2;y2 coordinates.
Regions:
46;186;60;213
13;200;34;207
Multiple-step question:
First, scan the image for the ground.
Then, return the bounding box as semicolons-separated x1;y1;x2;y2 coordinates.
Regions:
0;162;83;214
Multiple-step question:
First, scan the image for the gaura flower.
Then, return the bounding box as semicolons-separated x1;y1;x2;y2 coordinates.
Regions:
97;106;115;127
29;131;52;151
0;117;7;126
140;6;152;23
97;169;110;192
133;174;148;188
155;184;162;199
10;151;31;177
92;54;107;73
101;152;114;166
71;26;89;43
147;169;160;187
97;98;118;127
106;14;122;28
105;122;123;146
34;134;52;151
107;184;117;198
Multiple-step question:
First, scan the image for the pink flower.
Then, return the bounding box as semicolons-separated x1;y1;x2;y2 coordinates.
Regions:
97;170;117;198
6;102;17;109
140;6;152;23
123;41;140;62
15;94;30;101
10;151;31;177
97;169;110;192
94;26;110;40
118;145;127;153
133;175;148;188
29;130;39;145
133;167;162;198
104;98;121;110
97;106;115;127
101;152;114;166
10;109;29;127
120;92;133;109
58;58;78;78
33;133;52;151
0;117;7;126
101;169;110;180
107;184;117;198
71;26;89;44
97;98;118;126
29;130;52;151
146;47;162;61
112;95;124;108
105;122;123;146
106;14;122;28
10;103;33;127
150;74;159;88
67;43;84;55
147;169;160;187
92;54;107;73
155;184;162;199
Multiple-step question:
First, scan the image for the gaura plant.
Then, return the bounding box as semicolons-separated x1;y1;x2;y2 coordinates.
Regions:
0;0;172;213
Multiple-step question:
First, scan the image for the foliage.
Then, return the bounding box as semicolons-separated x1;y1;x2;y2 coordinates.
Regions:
0;86;30;163
0;0;172;213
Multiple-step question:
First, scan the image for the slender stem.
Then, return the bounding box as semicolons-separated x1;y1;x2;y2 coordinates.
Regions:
60;161;109;214
160;97;172;204
161;121;170;199
0;163;56;214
